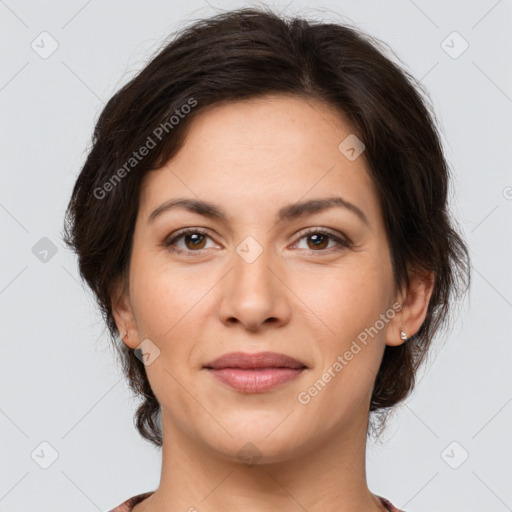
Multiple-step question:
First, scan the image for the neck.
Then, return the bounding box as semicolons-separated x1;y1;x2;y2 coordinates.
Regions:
137;405;385;512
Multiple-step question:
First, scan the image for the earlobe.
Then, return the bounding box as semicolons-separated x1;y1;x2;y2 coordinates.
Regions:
113;302;139;349
111;279;139;349
122;335;139;350
386;325;409;347
386;269;435;347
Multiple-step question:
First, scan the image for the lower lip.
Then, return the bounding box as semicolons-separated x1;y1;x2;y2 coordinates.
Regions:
206;367;305;393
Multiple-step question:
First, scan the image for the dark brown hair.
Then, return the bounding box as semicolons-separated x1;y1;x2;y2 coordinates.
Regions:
62;6;471;447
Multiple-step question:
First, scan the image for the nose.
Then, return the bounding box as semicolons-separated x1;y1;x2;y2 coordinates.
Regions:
217;244;292;332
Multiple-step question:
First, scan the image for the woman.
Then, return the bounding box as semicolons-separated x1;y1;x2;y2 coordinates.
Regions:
63;7;470;512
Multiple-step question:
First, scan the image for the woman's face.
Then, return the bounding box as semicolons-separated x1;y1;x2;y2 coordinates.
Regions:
116;94;408;462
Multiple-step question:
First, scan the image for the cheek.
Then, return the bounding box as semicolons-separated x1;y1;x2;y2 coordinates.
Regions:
129;265;208;413
129;262;219;393
297;266;390;412
292;255;392;342
130;256;210;339
292;257;391;405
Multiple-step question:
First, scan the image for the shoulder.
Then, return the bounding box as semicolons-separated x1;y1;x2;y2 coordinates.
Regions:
107;491;154;512
378;495;406;512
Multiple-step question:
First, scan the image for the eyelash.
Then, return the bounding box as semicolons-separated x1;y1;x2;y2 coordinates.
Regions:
163;228;351;255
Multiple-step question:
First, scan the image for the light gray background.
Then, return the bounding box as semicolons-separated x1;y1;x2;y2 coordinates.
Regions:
1;0;511;511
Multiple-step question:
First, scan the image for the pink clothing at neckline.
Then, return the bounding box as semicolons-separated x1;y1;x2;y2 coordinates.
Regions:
108;491;406;511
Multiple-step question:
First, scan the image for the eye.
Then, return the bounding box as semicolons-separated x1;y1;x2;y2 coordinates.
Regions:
164;228;217;253
292;229;351;253
164;227;351;255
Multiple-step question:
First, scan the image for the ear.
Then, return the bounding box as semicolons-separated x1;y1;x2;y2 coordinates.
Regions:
386;269;435;347
110;276;140;350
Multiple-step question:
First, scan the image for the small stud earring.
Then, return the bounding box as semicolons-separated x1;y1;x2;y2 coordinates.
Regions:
123;331;128;339
400;329;407;341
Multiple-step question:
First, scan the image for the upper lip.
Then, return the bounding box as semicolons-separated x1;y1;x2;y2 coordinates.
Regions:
204;351;307;370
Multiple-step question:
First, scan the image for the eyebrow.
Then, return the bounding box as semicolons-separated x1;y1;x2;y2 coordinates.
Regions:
148;196;369;226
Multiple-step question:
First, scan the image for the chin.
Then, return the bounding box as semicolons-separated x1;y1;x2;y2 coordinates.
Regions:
209;435;305;466
203;415;314;462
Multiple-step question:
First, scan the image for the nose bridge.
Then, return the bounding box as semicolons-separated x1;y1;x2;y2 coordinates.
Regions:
232;236;276;305
218;235;290;330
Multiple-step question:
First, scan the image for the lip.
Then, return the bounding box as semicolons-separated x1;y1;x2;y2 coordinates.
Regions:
204;351;306;370
203;351;307;393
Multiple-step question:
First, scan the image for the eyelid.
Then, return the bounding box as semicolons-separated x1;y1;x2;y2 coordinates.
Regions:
291;227;351;251
164;227;216;248
164;226;351;253
294;227;351;244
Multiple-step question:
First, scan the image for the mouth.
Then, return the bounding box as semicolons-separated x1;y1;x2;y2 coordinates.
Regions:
203;351;307;393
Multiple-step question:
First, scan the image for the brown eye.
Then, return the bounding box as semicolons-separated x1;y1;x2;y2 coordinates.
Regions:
165;228;214;253
306;233;329;250
183;232;206;250
294;229;350;253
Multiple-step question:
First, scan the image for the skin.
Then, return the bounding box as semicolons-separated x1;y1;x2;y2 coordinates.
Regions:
112;94;434;512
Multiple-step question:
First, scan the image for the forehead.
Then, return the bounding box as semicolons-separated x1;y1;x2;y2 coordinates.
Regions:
138;94;381;228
